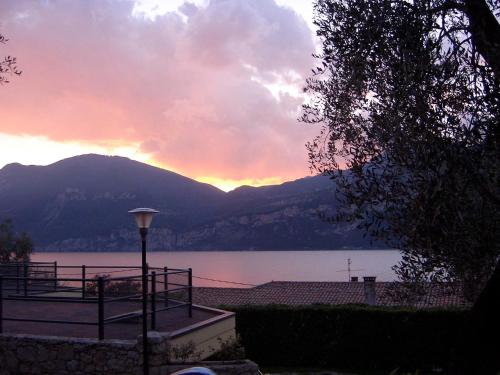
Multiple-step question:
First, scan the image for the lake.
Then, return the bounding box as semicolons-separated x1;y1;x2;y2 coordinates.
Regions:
31;250;401;287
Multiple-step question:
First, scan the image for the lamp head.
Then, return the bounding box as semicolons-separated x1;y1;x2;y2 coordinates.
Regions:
128;208;159;229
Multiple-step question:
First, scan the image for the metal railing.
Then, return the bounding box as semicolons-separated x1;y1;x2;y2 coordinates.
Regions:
0;262;193;340
0;261;58;295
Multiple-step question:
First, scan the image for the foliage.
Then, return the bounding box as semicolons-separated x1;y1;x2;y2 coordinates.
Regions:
167;340;202;363
224;304;467;371
206;335;246;361
85;274;141;297
0;219;33;263
301;0;500;302
0;34;21;84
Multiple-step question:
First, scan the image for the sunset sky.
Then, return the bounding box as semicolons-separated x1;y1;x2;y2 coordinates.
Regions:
0;0;319;191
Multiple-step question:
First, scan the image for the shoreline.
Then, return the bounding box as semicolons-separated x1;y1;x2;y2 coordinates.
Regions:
32;248;397;253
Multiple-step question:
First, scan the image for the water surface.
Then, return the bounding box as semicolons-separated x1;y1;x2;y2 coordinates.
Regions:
32;250;401;287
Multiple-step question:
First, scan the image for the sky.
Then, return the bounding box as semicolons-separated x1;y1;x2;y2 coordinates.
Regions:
0;0;318;191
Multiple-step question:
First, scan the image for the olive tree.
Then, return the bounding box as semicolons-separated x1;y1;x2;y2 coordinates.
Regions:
301;0;499;302
0;33;21;84
302;1;499;371
0;219;33;263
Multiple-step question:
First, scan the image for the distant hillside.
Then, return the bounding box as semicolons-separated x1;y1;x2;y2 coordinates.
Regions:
0;154;380;251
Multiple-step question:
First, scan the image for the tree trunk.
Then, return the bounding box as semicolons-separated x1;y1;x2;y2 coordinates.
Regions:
465;0;500;80
464;0;500;215
455;260;500;374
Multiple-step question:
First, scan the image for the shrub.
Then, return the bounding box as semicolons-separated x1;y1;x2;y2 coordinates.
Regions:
223;304;467;372
85;274;141;297
206;335;246;361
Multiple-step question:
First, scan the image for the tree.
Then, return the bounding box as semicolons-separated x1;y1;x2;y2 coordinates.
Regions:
0;33;21;84
302;0;499;302
0;219;33;263
302;0;500;372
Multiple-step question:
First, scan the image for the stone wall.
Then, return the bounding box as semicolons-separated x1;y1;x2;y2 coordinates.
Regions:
0;334;140;375
0;333;259;375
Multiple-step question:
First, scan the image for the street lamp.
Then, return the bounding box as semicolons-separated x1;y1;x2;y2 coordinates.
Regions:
129;207;159;375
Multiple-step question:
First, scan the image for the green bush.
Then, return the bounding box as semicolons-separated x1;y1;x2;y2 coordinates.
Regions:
222;304;468;371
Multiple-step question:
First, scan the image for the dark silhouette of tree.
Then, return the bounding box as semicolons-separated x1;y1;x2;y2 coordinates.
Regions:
302;0;499;301
0;33;21;84
0;219;33;263
302;0;499;372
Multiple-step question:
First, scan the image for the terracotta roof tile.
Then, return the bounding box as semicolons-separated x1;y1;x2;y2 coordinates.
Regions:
193;281;469;308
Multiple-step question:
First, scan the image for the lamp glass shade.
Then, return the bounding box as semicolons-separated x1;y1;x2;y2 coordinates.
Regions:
128;208;159;229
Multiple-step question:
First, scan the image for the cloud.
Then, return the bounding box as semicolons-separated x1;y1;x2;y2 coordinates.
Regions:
0;0;316;181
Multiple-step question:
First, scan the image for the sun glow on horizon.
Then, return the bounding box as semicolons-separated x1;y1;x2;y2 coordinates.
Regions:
0;133;152;169
195;176;285;192
0;133;293;192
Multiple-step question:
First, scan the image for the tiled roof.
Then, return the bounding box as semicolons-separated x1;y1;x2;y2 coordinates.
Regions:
192;281;469;308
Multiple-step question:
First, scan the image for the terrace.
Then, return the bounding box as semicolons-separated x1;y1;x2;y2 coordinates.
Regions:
0;261;235;358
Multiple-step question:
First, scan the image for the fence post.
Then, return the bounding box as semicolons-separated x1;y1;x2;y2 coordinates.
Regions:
98;277;104;340
0;276;3;334
151;271;156;330
23;262;28;297
54;261;58;291
16;262;19;294
82;265;86;299
163;267;168;307
188;268;192;318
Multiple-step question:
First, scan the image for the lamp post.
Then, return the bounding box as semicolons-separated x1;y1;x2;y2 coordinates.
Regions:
129;208;159;375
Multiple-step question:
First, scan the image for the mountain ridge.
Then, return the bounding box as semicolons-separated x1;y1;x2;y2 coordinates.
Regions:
0;154;380;251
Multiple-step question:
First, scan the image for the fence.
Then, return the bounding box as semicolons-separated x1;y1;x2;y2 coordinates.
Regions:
0;262;193;340
0;261;57;295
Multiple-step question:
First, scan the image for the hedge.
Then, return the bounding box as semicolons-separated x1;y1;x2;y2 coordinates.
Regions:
223;304;468;371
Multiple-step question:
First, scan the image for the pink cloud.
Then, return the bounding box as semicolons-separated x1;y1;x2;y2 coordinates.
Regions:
0;0;316;181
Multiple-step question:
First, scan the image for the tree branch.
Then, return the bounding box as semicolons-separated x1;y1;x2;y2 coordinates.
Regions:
464;0;500;80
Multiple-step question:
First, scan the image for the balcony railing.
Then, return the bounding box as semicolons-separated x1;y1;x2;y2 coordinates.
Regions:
0;261;193;340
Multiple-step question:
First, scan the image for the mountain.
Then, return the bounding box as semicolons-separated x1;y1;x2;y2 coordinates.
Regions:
0;154;379;251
